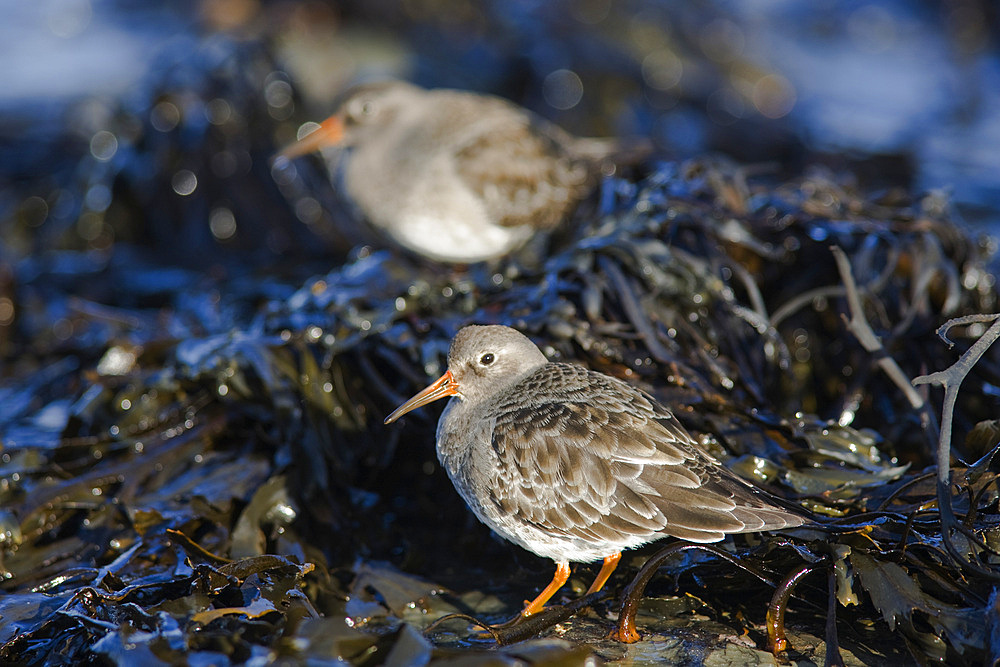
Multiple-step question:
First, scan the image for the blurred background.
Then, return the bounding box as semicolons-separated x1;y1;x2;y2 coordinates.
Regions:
1;0;998;275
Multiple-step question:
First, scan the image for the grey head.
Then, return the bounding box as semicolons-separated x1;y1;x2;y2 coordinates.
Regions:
277;80;427;159
384;325;548;424
331;80;426;148
446;325;549;405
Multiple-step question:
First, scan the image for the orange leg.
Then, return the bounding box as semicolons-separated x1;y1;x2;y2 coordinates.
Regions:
521;561;571;616
586;552;622;595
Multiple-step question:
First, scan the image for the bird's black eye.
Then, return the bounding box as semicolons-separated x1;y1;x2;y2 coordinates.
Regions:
345;98;378;124
479;353;495;366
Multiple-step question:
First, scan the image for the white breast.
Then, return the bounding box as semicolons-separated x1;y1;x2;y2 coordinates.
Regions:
345;136;532;263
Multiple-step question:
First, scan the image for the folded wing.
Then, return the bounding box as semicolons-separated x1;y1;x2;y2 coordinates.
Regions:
487;364;804;547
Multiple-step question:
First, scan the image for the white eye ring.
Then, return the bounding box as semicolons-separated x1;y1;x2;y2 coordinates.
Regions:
347;98;377;121
479;353;495;366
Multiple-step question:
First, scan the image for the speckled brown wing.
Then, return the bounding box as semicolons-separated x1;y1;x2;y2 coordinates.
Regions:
443;96;611;231
487;364;803;547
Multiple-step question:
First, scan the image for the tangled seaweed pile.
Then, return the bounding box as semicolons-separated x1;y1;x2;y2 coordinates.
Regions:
2;6;1000;662
2;138;1000;662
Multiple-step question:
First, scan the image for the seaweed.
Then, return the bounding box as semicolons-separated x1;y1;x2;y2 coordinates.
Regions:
4;150;998;663
2;5;1000;664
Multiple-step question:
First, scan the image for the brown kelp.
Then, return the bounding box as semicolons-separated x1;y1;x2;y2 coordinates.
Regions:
2;4;1000;661
3;144;999;663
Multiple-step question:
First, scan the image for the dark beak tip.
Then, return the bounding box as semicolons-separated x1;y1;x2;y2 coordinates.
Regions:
382;371;456;428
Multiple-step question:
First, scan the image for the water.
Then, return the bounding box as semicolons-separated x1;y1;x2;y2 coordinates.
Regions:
0;1;192;111
722;0;1000;226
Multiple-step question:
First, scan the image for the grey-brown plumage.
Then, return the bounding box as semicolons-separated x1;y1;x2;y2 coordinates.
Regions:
279;81;627;263
385;325;804;615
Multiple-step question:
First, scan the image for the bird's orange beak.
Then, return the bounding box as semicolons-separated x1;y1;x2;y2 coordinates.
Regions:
384;371;460;425
277;114;345;160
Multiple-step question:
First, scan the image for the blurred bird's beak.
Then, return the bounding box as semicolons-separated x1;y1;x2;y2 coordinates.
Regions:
384;371;460;424
277;114;345;160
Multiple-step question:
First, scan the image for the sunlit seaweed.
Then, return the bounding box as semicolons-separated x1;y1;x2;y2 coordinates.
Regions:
3;149;998;663
1;16;1000;665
